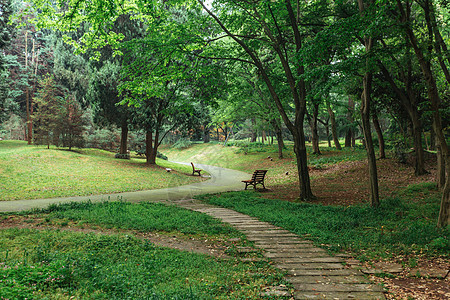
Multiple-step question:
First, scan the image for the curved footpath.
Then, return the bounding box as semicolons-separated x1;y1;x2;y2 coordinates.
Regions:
0;163;249;212
0;163;385;299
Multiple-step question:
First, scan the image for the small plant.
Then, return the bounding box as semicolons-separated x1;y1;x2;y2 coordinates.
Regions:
114;153;130;159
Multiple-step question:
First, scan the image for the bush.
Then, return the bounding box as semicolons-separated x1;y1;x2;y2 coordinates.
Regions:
134;147;168;160
171;138;192;149
114;153;130;159
157;151;168;160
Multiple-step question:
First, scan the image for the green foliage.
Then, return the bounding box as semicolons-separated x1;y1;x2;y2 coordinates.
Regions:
33;76;65;147
198;190;449;259
84;128;119;150
171;138;192;149
114;153;130;159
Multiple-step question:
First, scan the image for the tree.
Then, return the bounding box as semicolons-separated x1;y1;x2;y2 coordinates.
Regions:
57;95;86;150
33;76;63;148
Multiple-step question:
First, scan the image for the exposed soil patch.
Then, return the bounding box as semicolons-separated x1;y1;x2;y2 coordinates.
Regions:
365;257;450;300
0;215;232;259
264;156;436;206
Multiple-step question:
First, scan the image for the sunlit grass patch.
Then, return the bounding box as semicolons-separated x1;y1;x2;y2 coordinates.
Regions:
0;141;203;201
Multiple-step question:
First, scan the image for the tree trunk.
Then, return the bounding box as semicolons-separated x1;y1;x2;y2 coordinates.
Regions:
345;96;355;148
272;120;284;159
119;122;128;155
410;111;427;175
437;145;445;189
309;103;321;155
327;103;342;150
203;125;210;143
438;173;450;228
372;113;386;159
250;118;257;143
293;128;314;200
357;0;380;207
145;131;157;165
326;124;331;147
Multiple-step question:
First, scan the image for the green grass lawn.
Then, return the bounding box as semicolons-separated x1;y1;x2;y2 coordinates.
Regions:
0;141;203;201
0;201;287;299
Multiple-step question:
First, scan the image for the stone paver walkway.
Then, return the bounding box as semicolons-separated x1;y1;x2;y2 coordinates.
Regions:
175;199;386;300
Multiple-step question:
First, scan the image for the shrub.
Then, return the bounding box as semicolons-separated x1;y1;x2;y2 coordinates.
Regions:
114;153;130;159
171;138;192;149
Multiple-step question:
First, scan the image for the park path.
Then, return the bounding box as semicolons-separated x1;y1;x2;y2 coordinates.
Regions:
0;163;249;212
0;163;385;299
172;199;386;300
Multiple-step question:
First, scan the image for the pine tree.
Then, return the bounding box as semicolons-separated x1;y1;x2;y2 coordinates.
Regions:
33;76;63;148
58;96;86;150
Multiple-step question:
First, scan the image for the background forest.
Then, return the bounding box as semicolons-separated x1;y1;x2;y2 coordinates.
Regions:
0;0;449;227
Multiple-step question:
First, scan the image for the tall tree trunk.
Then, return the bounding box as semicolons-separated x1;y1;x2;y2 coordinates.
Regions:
24;31;32;145
250;118;257;142
372;113;386;159
326;123;331;147
437;145;445;189
309;103;321;155
345;96;355;148
293;128;314;200
145;131;156;165
327;103;342;150
119;122;128;155
272;120;284;159
410;111;427;175
359;0;379;207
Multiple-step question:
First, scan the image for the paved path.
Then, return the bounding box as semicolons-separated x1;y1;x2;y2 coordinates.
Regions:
1;163;385;299
0;163;249;212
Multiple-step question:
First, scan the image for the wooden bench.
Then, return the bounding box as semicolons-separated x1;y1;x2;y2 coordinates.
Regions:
191;162;202;176
242;170;268;190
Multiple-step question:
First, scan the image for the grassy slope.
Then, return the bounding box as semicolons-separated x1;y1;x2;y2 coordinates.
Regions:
0;141;203;201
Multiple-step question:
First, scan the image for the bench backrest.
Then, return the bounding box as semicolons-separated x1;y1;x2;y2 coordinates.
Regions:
191;162;196;169
251;170;267;181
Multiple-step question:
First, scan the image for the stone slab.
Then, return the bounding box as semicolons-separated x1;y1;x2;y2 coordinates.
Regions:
265;254;341;263
294;291;385;299
291;283;384;293
264;251;329;258
286;275;368;284
275;262;345;270
408;267;449;278
284;269;361;276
